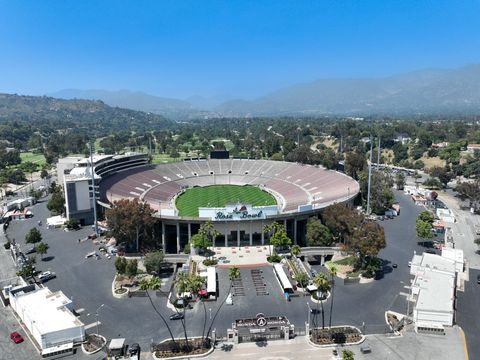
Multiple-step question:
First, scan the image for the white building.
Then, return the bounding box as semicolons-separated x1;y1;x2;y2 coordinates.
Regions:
409;250;466;334
8;285;85;353
411;270;455;332
60;153;149;225
436;208;455;223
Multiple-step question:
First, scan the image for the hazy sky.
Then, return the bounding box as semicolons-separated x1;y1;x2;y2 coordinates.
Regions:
1;0;480;99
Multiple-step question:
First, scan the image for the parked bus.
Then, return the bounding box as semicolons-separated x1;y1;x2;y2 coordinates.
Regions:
273;264;293;294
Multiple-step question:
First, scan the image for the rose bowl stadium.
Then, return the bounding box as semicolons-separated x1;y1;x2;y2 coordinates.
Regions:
61;152;359;254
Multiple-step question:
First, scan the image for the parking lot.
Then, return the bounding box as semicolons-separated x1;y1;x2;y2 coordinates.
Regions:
3;189;440;358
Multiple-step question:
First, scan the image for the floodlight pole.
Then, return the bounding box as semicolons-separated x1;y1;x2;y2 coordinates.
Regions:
95;303;105;335
89;142;99;235
366;137;373;216
377;136;381;168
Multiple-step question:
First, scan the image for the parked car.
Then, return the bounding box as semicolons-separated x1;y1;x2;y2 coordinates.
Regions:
24;246;36;255
169;313;184;320
128;343;140;357
10;331;24;344
38;271;56;283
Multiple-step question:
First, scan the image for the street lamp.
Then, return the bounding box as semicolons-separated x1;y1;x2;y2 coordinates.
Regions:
306;302;311;326
95;304;105;335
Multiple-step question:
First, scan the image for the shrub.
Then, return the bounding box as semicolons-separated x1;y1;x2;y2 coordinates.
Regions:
202;258;218;266
4;242;11;250
125;259;138;278
115;257;127;274
267;254;282;263
65;218;81;230
25;227;42;244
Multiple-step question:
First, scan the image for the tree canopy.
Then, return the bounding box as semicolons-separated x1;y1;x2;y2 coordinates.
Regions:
25;227;42;244
106;199;155;252
306;217;334;246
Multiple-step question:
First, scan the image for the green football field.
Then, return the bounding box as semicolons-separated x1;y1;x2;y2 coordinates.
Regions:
175;185;277;217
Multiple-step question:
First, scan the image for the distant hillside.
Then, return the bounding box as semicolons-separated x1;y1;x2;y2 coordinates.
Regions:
46;64;480;118
50;89;195;119
0;93;172;132
216;65;480;116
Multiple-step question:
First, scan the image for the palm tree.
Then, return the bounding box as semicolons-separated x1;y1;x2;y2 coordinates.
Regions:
186;274;207;343
36;242;49;260
291;244;301;258
313;273;330;329
174;272;191;348
139;277;177;346
205;266;240;340
328;264;338;328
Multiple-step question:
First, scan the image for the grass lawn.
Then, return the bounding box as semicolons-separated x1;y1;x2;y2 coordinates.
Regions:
175;185;277;217
151;153;177;164
20;152;46;166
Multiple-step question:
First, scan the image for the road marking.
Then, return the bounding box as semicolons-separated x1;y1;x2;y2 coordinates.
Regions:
459;326;469;360
399;292;409;297
84;321;100;330
76;308;85;314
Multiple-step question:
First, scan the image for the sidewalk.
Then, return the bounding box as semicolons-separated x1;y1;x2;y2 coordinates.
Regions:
207;337;333;360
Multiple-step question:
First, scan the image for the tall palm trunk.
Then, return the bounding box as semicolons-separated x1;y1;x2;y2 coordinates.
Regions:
328;279;335;327
320;298;325;329
145;290;176;345
201;299;207;346
206;281;232;340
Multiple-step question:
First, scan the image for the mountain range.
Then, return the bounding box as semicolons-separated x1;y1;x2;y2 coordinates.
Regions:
49;64;480;118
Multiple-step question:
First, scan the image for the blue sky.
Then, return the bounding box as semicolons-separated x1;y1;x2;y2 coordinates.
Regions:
1;0;480;99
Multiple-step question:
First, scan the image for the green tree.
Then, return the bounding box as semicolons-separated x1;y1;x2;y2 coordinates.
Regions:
395;172;406;190
16;256;36;280
418;211;434;224
290;245;301;258
322;204;364;243
295;272;309;289
359;171;395;214
47;189;65;214
456;180;480;211
306;217;334;246
345;151;367;180
416;219;433;240
125;259;138;278
36;242;49;260
191;233;210;255
115;257;127;274
25;227;42;244
106;199;155;252
191;221;219;257
263;222;292;255
144;251;165;274
65;218;81;230
348;222;386;268
342;349;355;360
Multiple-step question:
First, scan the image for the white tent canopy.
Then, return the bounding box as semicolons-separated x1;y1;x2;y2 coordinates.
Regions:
46;215;66;227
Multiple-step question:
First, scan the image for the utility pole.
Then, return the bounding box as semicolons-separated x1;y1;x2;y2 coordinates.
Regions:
88;142;99;235
366;137;373;216
377;136;381;168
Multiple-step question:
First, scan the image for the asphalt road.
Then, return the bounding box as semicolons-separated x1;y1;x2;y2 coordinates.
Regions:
456;268;480;359
4;190;432;356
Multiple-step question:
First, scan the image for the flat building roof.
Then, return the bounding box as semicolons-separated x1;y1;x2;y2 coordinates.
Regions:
13;287;84;334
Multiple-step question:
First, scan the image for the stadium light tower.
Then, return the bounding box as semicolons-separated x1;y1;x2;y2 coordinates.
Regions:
88;142;99;235
366;136;373;216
